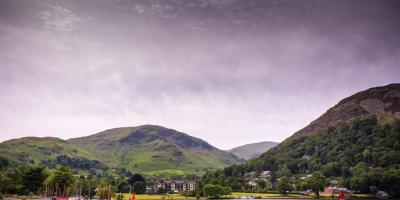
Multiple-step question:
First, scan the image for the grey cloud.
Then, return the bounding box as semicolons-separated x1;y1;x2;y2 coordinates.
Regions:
0;0;399;149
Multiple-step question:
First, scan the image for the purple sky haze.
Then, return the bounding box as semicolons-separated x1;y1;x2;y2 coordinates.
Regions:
0;0;399;149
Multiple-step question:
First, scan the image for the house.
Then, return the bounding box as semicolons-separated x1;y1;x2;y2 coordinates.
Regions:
259;171;271;180
324;186;337;194
145;186;154;194
329;180;339;187
183;181;196;191
244;171;256;178
323;186;349;195
247;180;257;187
244;171;271;182
153;180;197;193
154;180;167;191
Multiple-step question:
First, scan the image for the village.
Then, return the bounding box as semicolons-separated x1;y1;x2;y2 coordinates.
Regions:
150;180;197;193
243;171;350;196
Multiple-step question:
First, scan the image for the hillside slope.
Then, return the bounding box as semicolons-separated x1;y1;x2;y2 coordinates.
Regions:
0;125;242;177
292;83;400;138
210;83;400;195
228;141;278;160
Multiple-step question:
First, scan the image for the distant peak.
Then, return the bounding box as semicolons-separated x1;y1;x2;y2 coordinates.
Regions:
293;83;400;138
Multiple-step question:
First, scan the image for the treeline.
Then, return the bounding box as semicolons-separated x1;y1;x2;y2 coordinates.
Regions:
41;155;109;171
0;165;76;196
0;162;148;199
38;155;132;177
203;116;400;197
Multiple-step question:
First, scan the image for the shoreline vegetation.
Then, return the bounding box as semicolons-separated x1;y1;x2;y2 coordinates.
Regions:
121;192;311;199
1;192;374;200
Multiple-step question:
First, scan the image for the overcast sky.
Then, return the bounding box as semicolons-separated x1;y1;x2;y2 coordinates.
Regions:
0;0;399;149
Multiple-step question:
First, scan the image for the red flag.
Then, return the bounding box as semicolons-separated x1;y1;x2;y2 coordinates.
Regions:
131;192;136;200
338;191;345;199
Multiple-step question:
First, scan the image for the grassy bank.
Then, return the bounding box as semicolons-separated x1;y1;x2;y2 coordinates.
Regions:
122;193;196;200
319;193;373;198
120;192;310;200
2;192;372;200
225;192;310;198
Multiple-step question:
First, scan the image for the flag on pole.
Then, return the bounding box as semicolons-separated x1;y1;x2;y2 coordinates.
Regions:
131;192;136;200
338;191;345;199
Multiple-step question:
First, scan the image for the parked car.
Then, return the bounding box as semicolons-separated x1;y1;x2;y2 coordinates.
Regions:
376;191;391;199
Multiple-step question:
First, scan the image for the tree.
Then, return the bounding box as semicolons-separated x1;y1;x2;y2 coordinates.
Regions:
350;162;368;177
0;172;14;194
381;168;400;197
322;162;341;177
118;180;130;193
257;179;267;191
47;167;76;196
0;167;19;194
0;157;9;170
203;184;225;198
277;164;291;177
230;181;243;191
19;166;48;194
362;149;372;164
96;184;114;200
133;182;146;194
223;186;232;195
277;176;292;194
128;173;145;187
305;172;327;197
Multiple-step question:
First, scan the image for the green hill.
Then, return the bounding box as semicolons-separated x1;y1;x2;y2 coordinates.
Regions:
206;83;400;196
228;141;278;160
0;125;242;177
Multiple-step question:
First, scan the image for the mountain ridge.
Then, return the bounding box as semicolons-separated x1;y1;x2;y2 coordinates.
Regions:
0;125;243;178
228;141;278;160
292;83;400;138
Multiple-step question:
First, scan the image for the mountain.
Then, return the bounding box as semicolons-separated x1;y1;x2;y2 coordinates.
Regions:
228;141;278;160
0;125;242;177
292;83;400;138
208;83;400;196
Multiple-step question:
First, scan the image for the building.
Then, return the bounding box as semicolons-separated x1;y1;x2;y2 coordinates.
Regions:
329;180;339;187
259;171;271;180
324;186;337;194
153;180;197;193
247;180;257;187
323;186;349;195
145;186;154;194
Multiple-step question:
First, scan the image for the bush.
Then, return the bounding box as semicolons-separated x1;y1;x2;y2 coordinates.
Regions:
203;184;226;198
223;186;232;195
0;192;3;200
181;190;196;197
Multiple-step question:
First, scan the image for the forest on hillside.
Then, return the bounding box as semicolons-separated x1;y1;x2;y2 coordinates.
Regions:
203;116;400;197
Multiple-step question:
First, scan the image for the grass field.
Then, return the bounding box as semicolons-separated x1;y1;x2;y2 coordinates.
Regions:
6;192;372;200
226;192;310;198
121;193;196;200
112;192;373;200
120;192;310;199
319;193;372;198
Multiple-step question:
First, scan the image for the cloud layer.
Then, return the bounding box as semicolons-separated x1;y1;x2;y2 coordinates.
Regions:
0;0;399;149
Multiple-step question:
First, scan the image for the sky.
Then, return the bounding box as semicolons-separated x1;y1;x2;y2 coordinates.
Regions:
0;0;399;150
